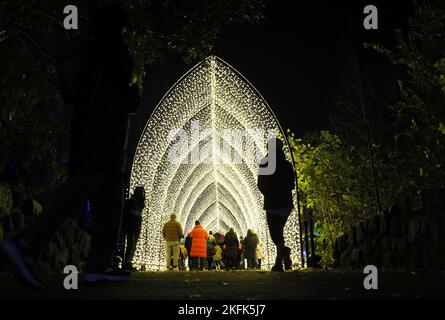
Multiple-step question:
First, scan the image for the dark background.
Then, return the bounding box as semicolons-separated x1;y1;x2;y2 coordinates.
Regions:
127;0;414;171
136;0;413;138
213;0;413;133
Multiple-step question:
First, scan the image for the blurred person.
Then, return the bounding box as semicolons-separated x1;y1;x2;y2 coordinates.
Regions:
243;230;259;269
162;213;183;270
256;240;265;269
206;231;216;270
188;221;208;270
223;228;239;270
213;244;223;270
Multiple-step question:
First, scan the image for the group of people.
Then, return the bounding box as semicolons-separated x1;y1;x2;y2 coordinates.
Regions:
0;4;296;288
161;215;265;272
112;132;296;274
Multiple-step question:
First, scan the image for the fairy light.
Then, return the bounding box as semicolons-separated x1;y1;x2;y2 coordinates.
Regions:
130;56;301;270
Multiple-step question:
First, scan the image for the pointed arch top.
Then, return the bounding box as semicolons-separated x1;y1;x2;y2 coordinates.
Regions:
130;56;302;270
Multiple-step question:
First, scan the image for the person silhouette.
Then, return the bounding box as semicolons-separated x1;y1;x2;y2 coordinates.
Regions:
258;138;294;271
121;186;146;271
0;4;140;287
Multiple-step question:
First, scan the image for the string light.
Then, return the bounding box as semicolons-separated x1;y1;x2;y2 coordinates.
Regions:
130;56;301;270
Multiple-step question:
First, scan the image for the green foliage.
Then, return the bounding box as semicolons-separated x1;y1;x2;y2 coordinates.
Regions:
287;130;376;267
365;2;445;194
314;219;344;268
288;131;375;228
290;2;445;267
0;0;265;197
0;28;66;198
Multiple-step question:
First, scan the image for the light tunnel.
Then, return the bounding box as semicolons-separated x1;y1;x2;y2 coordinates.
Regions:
129;56;302;270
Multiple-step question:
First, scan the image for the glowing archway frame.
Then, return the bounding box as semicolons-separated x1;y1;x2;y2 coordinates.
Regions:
130;56;303;270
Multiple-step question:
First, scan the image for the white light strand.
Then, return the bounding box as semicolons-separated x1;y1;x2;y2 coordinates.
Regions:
130;56;301;270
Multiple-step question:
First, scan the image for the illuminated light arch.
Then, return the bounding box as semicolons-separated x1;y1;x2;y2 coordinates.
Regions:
130;56;302;270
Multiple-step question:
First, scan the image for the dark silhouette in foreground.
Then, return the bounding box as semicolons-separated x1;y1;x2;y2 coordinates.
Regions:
120;187;146;271
258;138;295;272
0;4;140;287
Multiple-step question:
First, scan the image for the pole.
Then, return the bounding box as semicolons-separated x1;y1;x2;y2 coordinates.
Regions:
284;136;305;269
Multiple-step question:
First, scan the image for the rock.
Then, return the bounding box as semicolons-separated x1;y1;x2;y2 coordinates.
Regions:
53;247;70;271
74;227;84;244
66;228;77;246
54;232;66;250
78;233;91;258
45;241;58;260
70;248;81;265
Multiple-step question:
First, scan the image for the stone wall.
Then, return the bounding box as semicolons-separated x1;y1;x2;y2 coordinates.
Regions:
0;183;91;273
333;188;445;270
37;220;91;273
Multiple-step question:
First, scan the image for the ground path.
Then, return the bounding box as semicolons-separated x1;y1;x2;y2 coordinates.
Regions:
1;269;444;300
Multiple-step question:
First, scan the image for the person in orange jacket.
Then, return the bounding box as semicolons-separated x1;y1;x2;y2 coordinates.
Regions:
188;220;209;270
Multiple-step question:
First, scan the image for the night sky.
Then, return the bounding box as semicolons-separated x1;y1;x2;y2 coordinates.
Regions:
131;0;413;160
210;0;413;135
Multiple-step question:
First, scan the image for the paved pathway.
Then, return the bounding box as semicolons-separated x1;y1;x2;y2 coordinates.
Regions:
1;269;444;300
